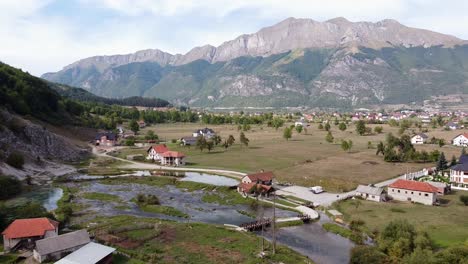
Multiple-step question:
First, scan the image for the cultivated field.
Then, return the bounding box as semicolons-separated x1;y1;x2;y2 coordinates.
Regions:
333;190;468;247
132;122;466;191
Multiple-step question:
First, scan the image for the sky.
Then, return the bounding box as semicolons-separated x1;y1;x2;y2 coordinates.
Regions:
1;0;468;76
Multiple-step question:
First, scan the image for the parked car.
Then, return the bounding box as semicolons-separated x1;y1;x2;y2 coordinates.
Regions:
310;186;324;194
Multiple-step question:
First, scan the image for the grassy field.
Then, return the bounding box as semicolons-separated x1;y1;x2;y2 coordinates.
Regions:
82;192;121;202
137;204;189;218
131;122;465;191
333;190;468;247
85;215;311;264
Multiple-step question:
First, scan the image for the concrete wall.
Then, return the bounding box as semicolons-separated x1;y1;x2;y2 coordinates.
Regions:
356;192;382;202
388;187;435;205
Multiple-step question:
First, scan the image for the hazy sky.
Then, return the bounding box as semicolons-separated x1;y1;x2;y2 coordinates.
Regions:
1;0;467;76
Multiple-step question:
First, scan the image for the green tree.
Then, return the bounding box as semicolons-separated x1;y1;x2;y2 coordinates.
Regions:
449;155;457;167
0;175;22;200
460;195;468;206
283;127;292;141
356;120;367;136
271;117;284;130
240;132;249;147
350;246;388;264
227;135;236;146
338;122;347;131
318;123;324;130
325;131;334;143
376;142;385;155
462;147;467;156
145;130;158;141
129;120;139;134
196;136;207;152
206;141;214;152
341;140;353;153
295;125;303;134
436;152;448;171
374;126;383;134
438;139;445;148
212;135;222;146
222;140;229;151
324;123;331;131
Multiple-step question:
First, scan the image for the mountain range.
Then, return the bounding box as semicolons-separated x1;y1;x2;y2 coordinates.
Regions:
42;17;468;108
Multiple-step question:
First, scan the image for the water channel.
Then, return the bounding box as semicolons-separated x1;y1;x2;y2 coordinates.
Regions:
24;171;352;263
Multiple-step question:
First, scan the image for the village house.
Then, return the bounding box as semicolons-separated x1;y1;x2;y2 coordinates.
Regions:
55;242;116;264
33;229;90;263
411;133;428;145
138;120;146;128
238;171;275;196
446;121;459;130
146;144;169;161
355;185;385;202
180;136;198;146
294;120;307;127
122;131;135;139
449;162;468;190
2;218;59;252
160;151;185;166
387;179;438;205
192;127;216;139
94;132;117;147
452;133;468;147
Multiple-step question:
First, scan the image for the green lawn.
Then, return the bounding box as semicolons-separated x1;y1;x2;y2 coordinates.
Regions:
84;215;311;264
123;122;461;191
138;204;189;218
333;190;468;247
82;192;121;202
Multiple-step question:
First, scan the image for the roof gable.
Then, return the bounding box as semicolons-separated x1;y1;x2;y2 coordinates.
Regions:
388;179;438;193
2;218;58;239
148;144;168;154
356;185;384;195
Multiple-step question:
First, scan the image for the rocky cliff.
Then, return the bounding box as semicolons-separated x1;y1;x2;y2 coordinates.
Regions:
42;17;468;108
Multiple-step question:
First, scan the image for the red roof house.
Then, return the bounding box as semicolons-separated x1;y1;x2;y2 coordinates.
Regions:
242;171;274;184
389;179;439;193
2;218;59;252
160;151;186;166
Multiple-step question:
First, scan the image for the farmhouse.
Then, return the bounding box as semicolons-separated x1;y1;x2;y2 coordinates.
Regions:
146;144;169;161
33;229;90;263
449;162;468;189
410;133;428;145
180;136;198;146
241;171;274;185
193;127;215;139
94;132;117;146
446;122;459;130
387;179;438;205
355;185;385;202
238;171;274;196
295;120;307;127
2;218;59;252
452;133;468;147
55;242;115;264
160;151;185;166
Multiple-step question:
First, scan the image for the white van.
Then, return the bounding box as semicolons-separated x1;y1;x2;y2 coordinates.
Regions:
310;186;324;194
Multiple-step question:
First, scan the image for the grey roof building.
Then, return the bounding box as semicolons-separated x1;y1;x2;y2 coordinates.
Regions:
355;185;385;202
33;229;90;263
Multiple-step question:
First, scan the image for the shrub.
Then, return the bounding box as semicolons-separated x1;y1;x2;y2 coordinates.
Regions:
6;152;24;169
0;175;22;200
460;195;468;206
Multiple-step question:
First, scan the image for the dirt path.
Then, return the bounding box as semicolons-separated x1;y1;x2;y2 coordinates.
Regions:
92;146;246;179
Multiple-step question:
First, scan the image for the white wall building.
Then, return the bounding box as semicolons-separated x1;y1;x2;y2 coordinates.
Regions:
387;179;438;206
452;133;468;147
411;134;428;145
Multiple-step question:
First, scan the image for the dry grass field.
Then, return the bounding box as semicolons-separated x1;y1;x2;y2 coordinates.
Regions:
134;122;466;191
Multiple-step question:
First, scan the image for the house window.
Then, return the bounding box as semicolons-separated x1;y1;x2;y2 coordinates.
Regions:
424;193;428;197
392;189;394;192
398;190;400;193
419;193;421;196
411;192;414;194
371;195;375;198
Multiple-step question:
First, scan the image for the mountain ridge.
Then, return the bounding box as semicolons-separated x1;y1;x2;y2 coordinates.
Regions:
42;17;468;108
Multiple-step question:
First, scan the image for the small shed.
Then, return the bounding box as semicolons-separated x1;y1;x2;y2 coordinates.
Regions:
355;185;385;202
55;242;115;264
33;229;90;263
328;209;343;222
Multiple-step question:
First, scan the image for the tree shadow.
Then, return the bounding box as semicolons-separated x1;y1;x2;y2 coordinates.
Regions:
248;146;262;149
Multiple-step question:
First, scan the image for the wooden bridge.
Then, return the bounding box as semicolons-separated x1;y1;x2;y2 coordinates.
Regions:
239;214;312;231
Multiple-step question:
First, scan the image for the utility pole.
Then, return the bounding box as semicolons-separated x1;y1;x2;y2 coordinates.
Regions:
272;190;276;255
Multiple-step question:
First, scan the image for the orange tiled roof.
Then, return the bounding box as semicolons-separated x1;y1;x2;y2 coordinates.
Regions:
389;179;439;193
149;144;169;154
246;171;274;182
161;151;185;158
2;218;58;239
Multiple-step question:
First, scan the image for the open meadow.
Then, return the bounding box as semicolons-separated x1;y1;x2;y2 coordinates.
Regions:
124;122;466;191
332;190;468;247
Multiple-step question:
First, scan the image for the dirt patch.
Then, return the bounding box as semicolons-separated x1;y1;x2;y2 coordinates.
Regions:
159;226;177;243
361;161;379;165
97;233;142;249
